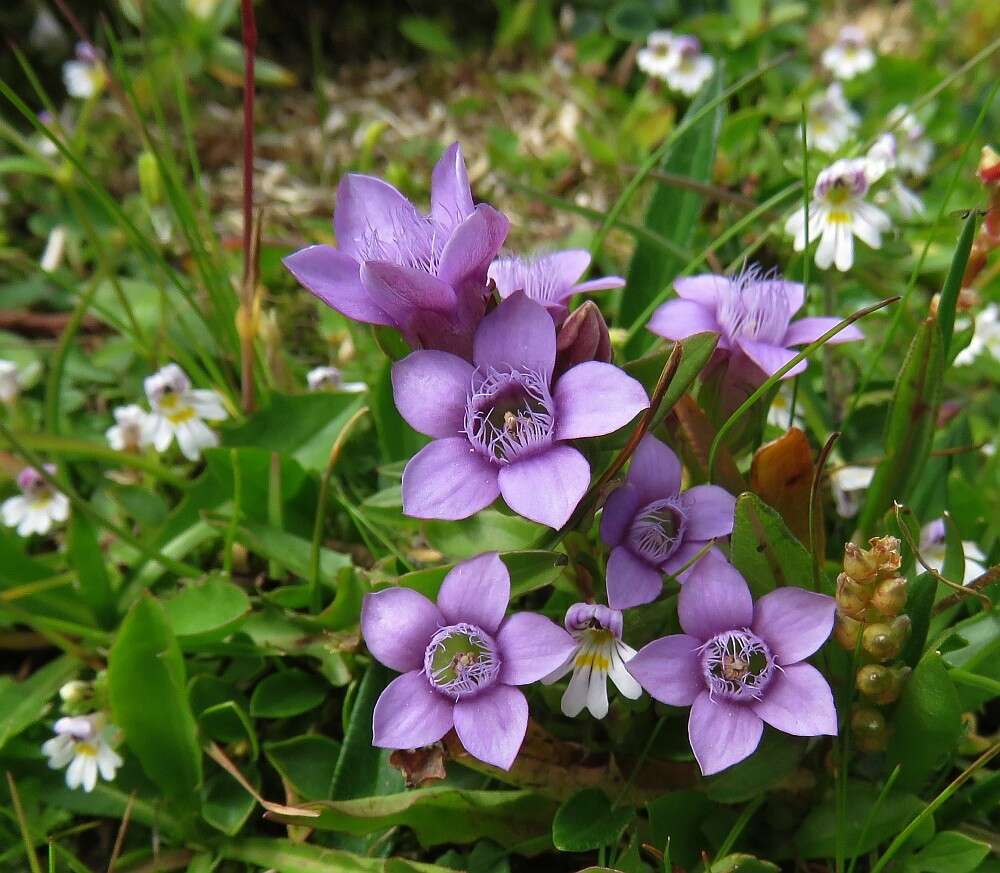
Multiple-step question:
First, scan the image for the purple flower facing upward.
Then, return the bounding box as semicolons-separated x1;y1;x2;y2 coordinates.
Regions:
487;250;624;323
627;551;837;775
284;143;509;358
393;292;649;528
542;604;642;719
648;264;863;383
601;435;736;609
361;552;576;770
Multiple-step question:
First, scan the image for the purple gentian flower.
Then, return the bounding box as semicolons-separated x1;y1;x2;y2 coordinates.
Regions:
361;552;576;770
541;603;642;719
392;292;649;528
627;551;837;775
284;143;509;358
647;264;863;382
601;435;735;609
487;250;624;323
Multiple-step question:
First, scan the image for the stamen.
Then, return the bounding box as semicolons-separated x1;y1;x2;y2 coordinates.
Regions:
699;629;774;701
715;264;791;345
464;366;556;464
423;623;501;700
490;254;565;304
627;497;688;564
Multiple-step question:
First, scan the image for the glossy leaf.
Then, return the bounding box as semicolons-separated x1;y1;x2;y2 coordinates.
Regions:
900;572;935;668
937;211;977;358
202;766;257;836
264;734;342;800
729;493;815;598
164;575;250;644
646;790;713;868
624;332;720;425
906;830;990;873
249;669;328;718
552;788;633;852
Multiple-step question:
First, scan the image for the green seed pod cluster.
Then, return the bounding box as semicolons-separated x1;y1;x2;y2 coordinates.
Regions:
834;536;913;751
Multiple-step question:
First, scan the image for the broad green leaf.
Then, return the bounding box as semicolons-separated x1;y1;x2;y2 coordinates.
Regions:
729;493;815;598
705;732;805;803
620;69;724;358
900;572;935;668
424;510;542;557
886;653;962;791
552;788;633;852
264;734;342;800
273;788;557;850
395;551;566;600
220;837;451;872
66;514;117;627
858;318;944;538
164;575;250;644
249;669;328;718
200;701;259;759
623;332;720;424
0;655;77;752
647;790;713;868
107;595;202;796
202;767;257;836
905;830;990;873
711;856;780;873
231;521;351;581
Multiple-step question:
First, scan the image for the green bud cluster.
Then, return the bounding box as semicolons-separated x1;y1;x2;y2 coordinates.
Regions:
834;536;913;752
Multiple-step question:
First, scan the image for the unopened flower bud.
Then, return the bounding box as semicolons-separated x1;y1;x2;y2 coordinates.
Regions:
852;706;889;752
843;542;876;582
862;622;900;661
836;572;871;619
59;680;89;703
870;576;907;616
856;663;893;698
554;301;611;379
978;145;1000;185
834;613;862;650
868;664;911;705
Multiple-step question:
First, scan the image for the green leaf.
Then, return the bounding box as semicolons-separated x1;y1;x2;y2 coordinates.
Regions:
200;701;258;760
729;493;815;598
886;652;963;791
620;69;724;357
0;655;77;752
937;211;977;358
249;669;328;718
202;767;257;836
264;734;342;800
606;1;658;40
66;514;117;627
858;318;944;538
906;830;990;873
220;836;454;872
274;788;557;849
711;856;780;873
646;789;713;868
399;16;460;57
624;332;720;422
107;595;202;796
396;551;566;600
163;575;250;644
232;521;351;581
552;788;633;852
900;572;935;668
424;510;541;557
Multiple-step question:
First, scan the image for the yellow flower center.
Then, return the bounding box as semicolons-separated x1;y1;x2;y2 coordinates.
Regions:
75;741;97;757
166;406;196;425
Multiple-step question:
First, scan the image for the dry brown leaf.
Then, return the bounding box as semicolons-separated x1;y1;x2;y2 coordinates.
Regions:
750;427;823;553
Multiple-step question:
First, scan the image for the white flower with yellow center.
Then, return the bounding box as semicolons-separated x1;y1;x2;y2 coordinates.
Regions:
785;159;891;272
0;359;22;404
106;404;152;453
306;365;366;393
821;25;876;80
2;465;70;537
143;364;227;461
866;134;926;220
805;83;859;154
637;30;678;80
638;32;715;96
63;42;107;100
42;713;123;793
542;603;642;718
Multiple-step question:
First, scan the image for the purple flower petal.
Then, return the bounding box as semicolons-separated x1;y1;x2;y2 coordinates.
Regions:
453;684;528;770
627;434;681;503
755;279;805;317
540;249;592;292
372;670;454;749
734;337;806;379
677;551;753;640
689;692;764;776
553;362;649;440
437;551;510;634
437;205;510;290
674;274;732;307
679;485;736;540
751;587;837;664
431;142;474;232
783;317;864;346
752;663;837;737
474;292;556;377
572;276;626;296
627;634;704;706
361;261;457;321
497;612;577;685
606;545;663;609
334;174;416;263
497;445;589;529
599;482;641;547
402;438;500;520
392;351;473;439
660;541;721;582
361;588;444;672
283;245;393;326
648;299;720;341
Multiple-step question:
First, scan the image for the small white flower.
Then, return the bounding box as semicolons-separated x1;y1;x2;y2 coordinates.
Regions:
42;713;123;793
63;43;106;100
829;465;875;518
887;105;933;177
954;304;1000;366
866;135;926;219
106;404;151;453
542;604;642;719
766;385;806;431
638;32;715;96
785;159;891;272
637;30;678;79
805;83;859;153
0;360;22;404
821;25;876;80
2;465;70;538
143;364;228;461
40;225;67;273
920;519;987;585
306;365;366;393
